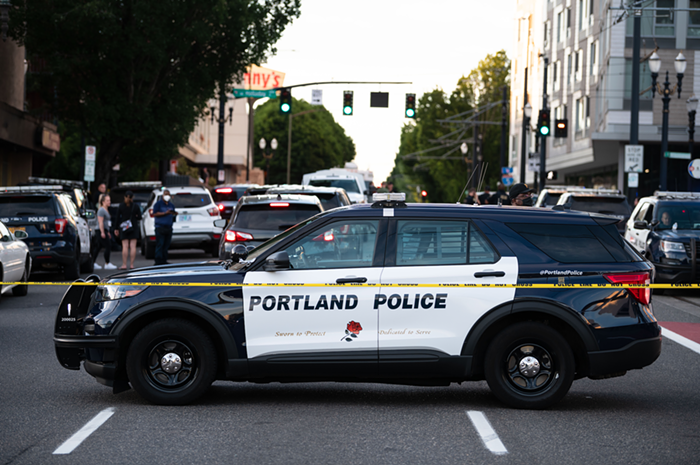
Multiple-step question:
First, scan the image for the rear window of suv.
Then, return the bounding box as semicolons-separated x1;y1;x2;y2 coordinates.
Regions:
233;204;321;231
166;192;213;208
508;223;642;263
0;196;56;216
309;179;360;193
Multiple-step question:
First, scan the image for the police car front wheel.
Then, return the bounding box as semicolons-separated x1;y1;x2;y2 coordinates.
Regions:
126;318;217;405
484;322;575;410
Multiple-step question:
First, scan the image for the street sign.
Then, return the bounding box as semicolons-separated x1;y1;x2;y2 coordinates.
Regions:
527;152;540;172
624;145;644;173
665;151;691;159
501;167;513;175
502;176;514;186
689;159;700;179
311;89;323;105
628;172;639;188
84;146;96;182
232;88;277;99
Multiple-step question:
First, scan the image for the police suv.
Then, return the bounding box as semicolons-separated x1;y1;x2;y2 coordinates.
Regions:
54;193;660;409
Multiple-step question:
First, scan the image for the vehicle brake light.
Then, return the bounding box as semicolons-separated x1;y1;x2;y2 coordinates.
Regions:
218;204;225;211
216;188;233;194
213;234;221;240
55;218;67;234
225;230;253;242
148;208;154;217
269;202;289;208
604;272;651;305
207;206;219;217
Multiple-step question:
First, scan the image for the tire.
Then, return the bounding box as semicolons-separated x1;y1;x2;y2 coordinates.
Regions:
484;322;575;410
12;260;29;296
64;245;81;280
126;318;217;405
144;240;155;260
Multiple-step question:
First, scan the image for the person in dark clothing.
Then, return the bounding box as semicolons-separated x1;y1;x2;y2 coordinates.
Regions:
489;183;511;205
152;189;178;265
465;187;480;205
478;186;491;205
114;190;142;269
509;183;535;207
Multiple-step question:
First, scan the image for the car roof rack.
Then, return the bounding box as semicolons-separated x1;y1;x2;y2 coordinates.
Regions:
371;192;407;208
0;185;64;193
27;176;84;189
653;191;700;199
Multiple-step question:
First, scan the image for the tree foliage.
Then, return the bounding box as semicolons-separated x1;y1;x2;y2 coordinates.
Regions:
253;98;356;184
389;50;510;203
9;0;301;185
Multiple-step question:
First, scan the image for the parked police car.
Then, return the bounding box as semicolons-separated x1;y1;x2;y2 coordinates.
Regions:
54;193;660;409
625;191;700;286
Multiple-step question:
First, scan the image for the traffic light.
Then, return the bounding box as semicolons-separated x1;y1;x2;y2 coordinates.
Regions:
547;170;558;180
421;190;428;202
405;93;416;118
537;109;551;136
279;88;291;114
554;119;568;138
343;91;353;115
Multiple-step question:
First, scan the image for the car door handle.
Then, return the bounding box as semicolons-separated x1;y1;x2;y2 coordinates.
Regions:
336;277;368;284
474;271;506;278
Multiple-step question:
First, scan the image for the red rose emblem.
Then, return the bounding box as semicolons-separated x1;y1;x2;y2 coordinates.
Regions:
347;321;363;335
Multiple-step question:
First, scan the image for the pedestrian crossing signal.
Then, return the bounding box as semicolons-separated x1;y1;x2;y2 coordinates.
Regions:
343;91;354;115
554;119;568;138
279;88;292;114
405;93;416;118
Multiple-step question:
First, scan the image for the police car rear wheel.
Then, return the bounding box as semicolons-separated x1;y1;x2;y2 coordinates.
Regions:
484;322;575;409
126;318;217;405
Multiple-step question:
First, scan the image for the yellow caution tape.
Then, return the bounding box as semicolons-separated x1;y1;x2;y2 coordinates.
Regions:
0;281;696;289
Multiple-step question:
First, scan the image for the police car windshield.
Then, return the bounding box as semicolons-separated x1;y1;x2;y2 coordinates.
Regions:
0;196;55;216
656;203;700;229
309;179;359;193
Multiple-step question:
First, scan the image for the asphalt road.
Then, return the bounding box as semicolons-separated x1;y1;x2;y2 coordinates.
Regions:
1;252;699;464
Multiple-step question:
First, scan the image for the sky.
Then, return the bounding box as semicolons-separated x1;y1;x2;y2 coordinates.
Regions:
262;0;516;184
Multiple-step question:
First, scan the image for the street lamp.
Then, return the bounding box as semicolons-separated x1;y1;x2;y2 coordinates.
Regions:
520;102;532;183
211;91;235;184
650;52;687;191
259;137;278;184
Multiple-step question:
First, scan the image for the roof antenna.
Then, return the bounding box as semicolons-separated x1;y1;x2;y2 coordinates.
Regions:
456;169;477;204
476;162;489;194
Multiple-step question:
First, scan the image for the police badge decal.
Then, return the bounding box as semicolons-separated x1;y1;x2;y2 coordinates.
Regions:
342;321;363;342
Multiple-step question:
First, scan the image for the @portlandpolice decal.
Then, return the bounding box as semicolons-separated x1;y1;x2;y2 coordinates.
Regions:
342;321;363;342
539;270;583;276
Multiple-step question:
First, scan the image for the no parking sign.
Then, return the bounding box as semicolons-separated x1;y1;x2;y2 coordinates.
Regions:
688;159;700;179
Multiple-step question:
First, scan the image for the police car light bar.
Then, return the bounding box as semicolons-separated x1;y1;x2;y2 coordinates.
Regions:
1;185;64;193
118;181;162;187
372;193;406;203
567;187;621;195
28;176;85;188
654;191;700;199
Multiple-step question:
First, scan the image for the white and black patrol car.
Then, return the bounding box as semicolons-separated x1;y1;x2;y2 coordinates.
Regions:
54;193;661;409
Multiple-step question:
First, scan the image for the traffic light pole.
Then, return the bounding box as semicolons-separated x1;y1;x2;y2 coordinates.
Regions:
520;70;529;183
500;86;507;175
628;5;642;202
539;57;549;191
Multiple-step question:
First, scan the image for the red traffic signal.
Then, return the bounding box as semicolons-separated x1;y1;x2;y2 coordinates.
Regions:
421;190;427;197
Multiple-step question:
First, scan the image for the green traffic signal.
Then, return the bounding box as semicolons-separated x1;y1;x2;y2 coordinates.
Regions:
279;88;292;114
405;93;416;119
537;109;550;137
343;91;353;116
540;125;550;136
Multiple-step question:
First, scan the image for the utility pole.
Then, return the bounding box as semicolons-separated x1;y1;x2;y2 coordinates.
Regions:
217;86;226;184
520;71;529;183
500;86;508;175
539;57;549;190
629;2;642;201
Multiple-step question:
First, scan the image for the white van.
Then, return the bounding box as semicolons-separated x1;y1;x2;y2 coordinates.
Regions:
301;169;367;204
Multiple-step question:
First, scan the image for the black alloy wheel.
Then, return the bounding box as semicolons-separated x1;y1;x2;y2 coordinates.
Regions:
126;318;217;405
484;322;575;409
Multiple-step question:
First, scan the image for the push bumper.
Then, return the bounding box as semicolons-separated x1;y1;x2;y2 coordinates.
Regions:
587;336;662;378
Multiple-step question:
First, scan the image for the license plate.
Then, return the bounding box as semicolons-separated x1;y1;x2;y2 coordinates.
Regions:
180;215;191;222
8;227;25;234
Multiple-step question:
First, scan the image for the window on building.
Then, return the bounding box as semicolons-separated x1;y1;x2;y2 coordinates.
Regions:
574;51;580;75
589;42;597;75
575;98;582;131
553;61;558;84
586;96;590;127
579;0;584;30
567;8;571;30
544;21;549;44
557;11;563;42
590;0;595;15
689;0;700;37
626;0;677;37
624;58;653;110
567;54;572;84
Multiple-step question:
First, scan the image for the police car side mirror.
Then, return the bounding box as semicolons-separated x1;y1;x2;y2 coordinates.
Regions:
230;244;248;262
263;251;290;271
633;220;649;230
213;219;227;228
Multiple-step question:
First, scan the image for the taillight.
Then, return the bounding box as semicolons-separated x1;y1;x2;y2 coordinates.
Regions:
225;230;253;242
604;272;651;305
148;208;154;217
213;234;221;240
216;188;233;194
55;218;67;234
207;206;219;217
269;202;289;208
218;204;225;211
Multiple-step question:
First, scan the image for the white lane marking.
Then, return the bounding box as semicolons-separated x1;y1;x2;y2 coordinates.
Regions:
467;410;508;455
661;327;700;355
53;407;115;455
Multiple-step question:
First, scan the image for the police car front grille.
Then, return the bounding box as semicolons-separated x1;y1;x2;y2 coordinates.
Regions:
683;242;700;258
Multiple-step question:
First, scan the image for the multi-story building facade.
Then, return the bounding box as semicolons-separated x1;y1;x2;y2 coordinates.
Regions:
510;0;700;196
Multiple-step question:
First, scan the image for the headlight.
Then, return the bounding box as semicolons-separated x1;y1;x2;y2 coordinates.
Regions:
96;285;148;301
660;240;685;253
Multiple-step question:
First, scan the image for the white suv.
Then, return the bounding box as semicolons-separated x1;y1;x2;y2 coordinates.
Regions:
140;186;222;259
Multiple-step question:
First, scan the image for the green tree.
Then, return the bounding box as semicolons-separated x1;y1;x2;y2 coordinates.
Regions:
253;98;356;184
10;0;301;186
389;51;510;203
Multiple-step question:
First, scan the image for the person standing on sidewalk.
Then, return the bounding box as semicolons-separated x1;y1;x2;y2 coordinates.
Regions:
92;194;117;270
152;190;178;265
114;191;142;269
